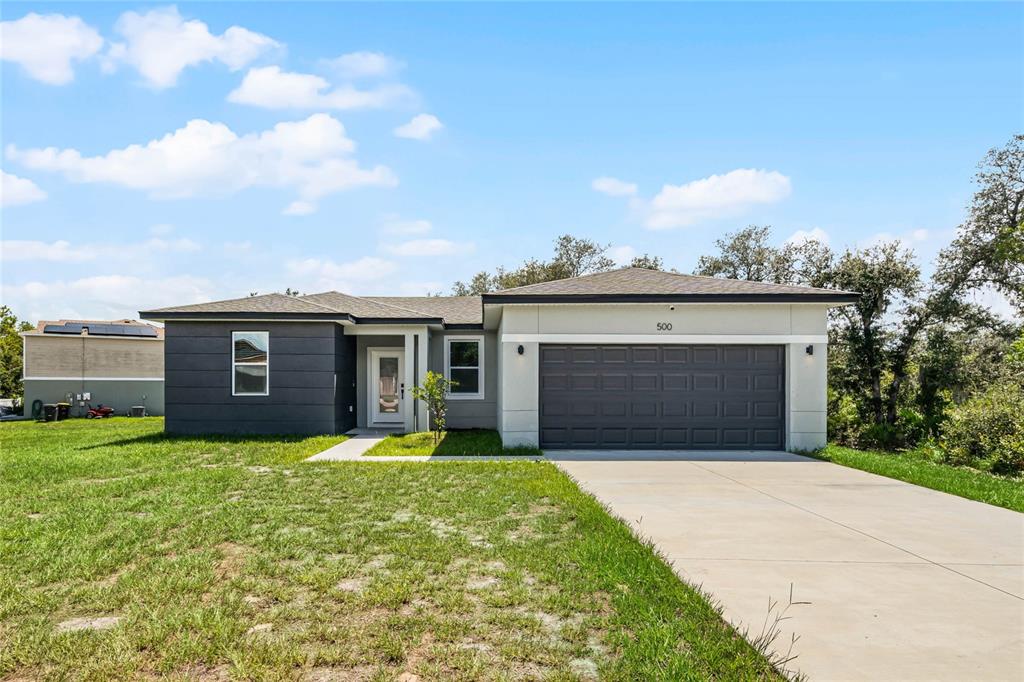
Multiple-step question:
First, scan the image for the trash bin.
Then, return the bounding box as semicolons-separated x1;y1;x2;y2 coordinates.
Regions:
56;403;71;421
43;404;58;422
130;406;146;417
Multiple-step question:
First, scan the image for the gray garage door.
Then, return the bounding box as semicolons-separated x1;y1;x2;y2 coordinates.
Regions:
539;344;785;450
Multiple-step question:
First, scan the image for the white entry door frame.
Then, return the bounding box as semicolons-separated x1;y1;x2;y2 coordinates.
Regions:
368;347;405;426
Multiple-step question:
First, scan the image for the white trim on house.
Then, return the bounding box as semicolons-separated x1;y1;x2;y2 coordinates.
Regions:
444;335;485;400
499;333;828;344
23;376;164;381
231;331;270;397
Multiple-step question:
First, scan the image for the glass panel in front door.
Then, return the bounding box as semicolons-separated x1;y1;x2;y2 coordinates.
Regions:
378;356;400;414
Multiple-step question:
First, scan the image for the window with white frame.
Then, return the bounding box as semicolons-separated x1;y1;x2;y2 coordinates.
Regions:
232;331;269;396
445;336;483;399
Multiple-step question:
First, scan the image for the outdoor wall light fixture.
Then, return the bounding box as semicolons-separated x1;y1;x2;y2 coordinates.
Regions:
805;345;814;356
517;344;525;355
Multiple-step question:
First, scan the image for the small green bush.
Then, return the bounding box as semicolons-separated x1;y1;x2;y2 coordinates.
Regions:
941;382;1024;476
827;390;861;445
857;422;905;450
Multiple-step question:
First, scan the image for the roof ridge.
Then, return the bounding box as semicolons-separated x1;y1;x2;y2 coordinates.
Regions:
287;293;350;314
145;291;291;314
491;266;852;296
489;266;636;294
302;291;441;318
658;268;854;294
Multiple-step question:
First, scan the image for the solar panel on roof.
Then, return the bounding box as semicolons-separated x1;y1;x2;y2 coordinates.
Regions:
41;322;157;337
43;323;83;334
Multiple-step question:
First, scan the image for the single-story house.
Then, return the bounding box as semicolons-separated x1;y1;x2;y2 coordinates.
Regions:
140;268;857;450
21;319;164;417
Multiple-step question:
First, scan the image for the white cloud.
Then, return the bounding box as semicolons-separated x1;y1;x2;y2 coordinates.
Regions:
646;169;792;230
8;113;397;214
228;66;412;110
381;218;432;235
282;200;316;216
395;281;445;296
323;51;402;79
385;238;473;257
393;114;443;141
0;13;103;85
592;176;637;197
1;237;200;263
3;274;214;322
149;223;174;236
861;228;930;249
1;170;47;206
606;245;638;266
223;240;252;256
286;256;399;293
105;6;279;89
785;227;830;246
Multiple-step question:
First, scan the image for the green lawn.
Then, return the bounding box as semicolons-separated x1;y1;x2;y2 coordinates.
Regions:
0;418;777;681
364;429;543;457
810;444;1024;513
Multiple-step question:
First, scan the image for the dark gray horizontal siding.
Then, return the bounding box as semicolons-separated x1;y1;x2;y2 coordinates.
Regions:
164;369;337;389
165;352;335;373
165;336;335;355
167;403;336;422
166;322;336;338
166;386;335;405
166;419;335;435
163;321;348;436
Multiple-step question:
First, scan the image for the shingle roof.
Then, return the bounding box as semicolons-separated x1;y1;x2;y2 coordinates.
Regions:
363;296;482;325
300;292;443;320
142;269;856;324
484;267;858;302
143;293;340;315
141;292;482;324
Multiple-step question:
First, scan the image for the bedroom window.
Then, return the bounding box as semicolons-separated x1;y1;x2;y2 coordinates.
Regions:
232;331;269;396
445;336;483;399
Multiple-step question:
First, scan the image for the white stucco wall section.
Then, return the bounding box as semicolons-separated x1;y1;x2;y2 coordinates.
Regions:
495;303;831;450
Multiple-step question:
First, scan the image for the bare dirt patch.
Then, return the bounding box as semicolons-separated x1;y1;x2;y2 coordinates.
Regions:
214;542;248;580
466;575;499;590
56;615;121;633
246;622;273;636
569;657;599;679
335;578;367;593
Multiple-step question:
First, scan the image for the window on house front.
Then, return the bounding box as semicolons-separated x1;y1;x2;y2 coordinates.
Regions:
445;336;483;399
232;331;269;396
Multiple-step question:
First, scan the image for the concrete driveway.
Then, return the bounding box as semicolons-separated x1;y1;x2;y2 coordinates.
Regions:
550;451;1024;681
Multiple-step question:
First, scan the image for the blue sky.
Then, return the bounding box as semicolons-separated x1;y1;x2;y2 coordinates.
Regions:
2;2;1022;322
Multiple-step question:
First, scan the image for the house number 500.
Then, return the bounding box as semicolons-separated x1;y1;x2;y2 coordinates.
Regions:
656;322;673;331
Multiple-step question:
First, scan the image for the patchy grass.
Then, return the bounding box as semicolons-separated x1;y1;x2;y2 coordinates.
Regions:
809;444;1024;513
0;418;777;680
364;429;543;457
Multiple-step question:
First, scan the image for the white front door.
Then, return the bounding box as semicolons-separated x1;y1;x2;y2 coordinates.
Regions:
369;348;404;425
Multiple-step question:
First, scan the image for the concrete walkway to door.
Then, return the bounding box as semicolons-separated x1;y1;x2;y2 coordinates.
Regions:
549;450;1024;681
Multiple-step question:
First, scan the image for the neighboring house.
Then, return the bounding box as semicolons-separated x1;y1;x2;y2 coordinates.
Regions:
140;268;857;450
21;320;164;417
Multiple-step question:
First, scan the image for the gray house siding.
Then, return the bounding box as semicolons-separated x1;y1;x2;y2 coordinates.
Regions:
335;328;357;433
429;331;498;430
164;321;352;435
23;379;164;417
